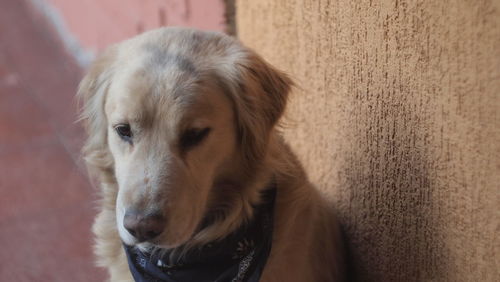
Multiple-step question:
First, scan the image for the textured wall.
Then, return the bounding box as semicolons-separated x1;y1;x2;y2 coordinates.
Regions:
237;1;499;281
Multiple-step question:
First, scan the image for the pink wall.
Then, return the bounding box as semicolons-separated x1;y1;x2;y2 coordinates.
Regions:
45;0;225;53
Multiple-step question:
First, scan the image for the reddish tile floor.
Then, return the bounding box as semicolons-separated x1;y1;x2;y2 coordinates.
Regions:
0;0;106;281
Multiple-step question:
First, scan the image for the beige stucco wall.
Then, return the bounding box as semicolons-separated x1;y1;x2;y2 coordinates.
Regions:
237;1;499;281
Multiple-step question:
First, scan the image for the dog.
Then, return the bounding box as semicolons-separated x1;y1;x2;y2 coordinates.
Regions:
79;27;344;282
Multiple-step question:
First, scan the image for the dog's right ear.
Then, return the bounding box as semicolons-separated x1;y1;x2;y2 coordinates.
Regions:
78;47;117;177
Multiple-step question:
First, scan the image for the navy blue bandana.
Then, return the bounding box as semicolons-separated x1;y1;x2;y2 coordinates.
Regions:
124;186;276;282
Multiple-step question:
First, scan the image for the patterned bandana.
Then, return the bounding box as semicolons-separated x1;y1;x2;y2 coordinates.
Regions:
123;185;276;282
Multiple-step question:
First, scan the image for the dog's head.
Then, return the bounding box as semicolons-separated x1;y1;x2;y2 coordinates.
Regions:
79;28;291;249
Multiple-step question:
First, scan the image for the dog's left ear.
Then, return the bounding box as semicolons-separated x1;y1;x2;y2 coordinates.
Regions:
226;50;293;165
239;52;292;127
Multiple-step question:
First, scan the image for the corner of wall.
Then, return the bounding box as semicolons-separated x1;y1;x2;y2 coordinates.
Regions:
223;0;236;36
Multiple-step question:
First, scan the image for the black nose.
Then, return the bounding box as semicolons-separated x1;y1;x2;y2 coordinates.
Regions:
123;210;165;242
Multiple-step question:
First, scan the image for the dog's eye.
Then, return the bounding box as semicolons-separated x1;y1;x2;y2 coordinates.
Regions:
180;127;211;149
114;124;132;143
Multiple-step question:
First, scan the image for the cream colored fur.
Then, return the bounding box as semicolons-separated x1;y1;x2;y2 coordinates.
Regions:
79;27;344;282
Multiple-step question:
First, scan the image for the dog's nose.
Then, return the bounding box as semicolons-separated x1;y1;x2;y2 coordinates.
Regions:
123;210;165;242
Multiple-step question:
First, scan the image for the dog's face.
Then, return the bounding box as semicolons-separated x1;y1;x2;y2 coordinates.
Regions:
79;28;291;249
106;57;237;247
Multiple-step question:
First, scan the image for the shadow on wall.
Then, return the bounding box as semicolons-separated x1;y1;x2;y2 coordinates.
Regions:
341;87;446;281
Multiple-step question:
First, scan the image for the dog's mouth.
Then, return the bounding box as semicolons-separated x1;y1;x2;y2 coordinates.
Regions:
123;223;191;247
123;208;228;253
123;228;192;250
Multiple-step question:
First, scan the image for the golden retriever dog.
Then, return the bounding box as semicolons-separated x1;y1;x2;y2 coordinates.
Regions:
79;27;344;282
